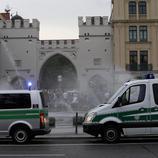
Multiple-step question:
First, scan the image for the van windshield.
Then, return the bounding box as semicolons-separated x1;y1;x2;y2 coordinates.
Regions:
107;85;127;104
40;92;49;108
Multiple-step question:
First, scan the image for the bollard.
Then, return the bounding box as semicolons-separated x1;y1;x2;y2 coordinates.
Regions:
75;112;78;134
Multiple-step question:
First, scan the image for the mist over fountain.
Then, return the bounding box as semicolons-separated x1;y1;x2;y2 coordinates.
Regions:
46;72;115;124
47;80;112;126
0;40;28;90
0;40;136;126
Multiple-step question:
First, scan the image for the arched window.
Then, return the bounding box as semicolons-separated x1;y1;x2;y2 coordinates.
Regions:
139;1;147;15
129;1;136;15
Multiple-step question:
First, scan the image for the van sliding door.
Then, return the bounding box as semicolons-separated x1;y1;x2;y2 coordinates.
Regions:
118;83;150;136
150;83;158;135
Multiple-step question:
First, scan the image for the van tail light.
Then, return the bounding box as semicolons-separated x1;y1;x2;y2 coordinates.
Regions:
40;112;45;128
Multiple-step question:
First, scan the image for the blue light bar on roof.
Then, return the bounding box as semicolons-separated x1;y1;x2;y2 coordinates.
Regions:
145;73;155;79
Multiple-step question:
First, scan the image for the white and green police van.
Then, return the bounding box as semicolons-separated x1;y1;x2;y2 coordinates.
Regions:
0;90;51;144
83;78;158;143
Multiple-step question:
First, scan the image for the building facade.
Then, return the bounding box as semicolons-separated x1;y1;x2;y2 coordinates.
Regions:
111;0;158;88
0;13;113;105
0;15;39;89
1;0;158;109
77;16;113;97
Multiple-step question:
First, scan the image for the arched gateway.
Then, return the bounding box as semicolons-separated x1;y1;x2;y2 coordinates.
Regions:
39;54;78;91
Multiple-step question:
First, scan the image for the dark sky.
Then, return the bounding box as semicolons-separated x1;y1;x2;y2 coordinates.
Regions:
0;0;111;39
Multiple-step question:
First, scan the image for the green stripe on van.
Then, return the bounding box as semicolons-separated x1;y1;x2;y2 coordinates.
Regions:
92;107;158;123
0;109;44;119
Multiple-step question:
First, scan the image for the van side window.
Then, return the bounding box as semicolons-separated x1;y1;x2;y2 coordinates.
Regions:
40;92;48;108
153;84;158;105
121;84;146;106
0;94;31;109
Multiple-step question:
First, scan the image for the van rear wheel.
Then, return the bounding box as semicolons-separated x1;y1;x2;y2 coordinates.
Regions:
102;126;120;143
12;128;31;144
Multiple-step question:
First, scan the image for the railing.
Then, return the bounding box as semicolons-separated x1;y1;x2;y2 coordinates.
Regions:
126;64;153;71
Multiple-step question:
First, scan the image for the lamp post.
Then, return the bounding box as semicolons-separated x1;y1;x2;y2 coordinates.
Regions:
28;81;32;90
57;75;62;91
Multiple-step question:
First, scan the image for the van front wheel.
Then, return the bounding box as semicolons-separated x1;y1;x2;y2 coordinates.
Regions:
12;128;31;144
102;126;120;143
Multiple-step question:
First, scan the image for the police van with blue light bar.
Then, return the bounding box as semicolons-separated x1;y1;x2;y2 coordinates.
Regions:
83;75;158;143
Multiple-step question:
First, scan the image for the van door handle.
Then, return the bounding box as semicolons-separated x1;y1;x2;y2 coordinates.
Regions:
139;108;145;112
153;107;158;111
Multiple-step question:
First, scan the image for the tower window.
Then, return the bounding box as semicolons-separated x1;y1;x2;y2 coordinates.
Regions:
129;1;136;15
140;51;148;65
140;50;148;71
56;40;60;45
71;40;75;45
41;40;44;45
139;26;148;41
48;40;52;45
64;40;67;45
129;26;137;42
128;51;138;71
100;17;103;25
139;1;147;15
93;58;102;66
91;17;95;25
130;51;138;65
14;60;22;67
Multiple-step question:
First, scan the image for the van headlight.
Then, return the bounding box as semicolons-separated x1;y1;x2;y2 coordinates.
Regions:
84;112;96;123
